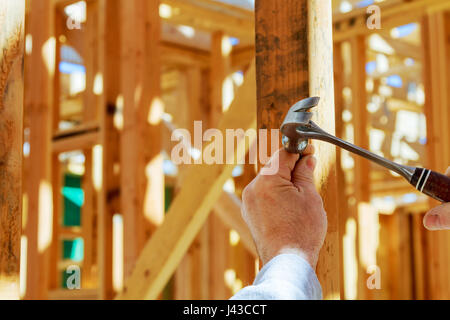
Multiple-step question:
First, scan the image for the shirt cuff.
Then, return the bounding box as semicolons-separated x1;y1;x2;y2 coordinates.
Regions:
231;253;323;300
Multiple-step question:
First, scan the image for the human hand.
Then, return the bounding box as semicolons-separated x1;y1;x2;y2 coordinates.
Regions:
423;166;450;230
241;146;327;269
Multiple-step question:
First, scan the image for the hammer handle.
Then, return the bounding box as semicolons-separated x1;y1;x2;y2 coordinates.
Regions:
410;168;450;203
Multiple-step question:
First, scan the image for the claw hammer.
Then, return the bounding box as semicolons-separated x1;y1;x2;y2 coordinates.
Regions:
281;97;450;203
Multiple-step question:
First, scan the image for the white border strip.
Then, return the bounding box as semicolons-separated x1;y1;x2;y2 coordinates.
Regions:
419;170;431;192
416;169;426;189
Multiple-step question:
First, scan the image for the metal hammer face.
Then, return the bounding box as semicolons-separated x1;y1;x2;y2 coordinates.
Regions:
281;97;320;154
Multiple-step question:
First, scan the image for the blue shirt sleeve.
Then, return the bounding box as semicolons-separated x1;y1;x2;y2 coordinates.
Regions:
230;254;322;300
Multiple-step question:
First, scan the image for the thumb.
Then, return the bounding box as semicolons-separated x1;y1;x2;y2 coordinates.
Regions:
423;204;450;230
292;155;317;189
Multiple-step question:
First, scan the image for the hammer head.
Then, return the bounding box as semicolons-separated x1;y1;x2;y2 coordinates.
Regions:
281;97;320;154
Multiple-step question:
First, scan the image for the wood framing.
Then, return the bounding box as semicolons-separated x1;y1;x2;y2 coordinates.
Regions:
119;0;164;280
210;31;232;126
255;0;340;299
351;36;370;203
117;61;257;300
208;30;233;299
97;0;121;299
14;0;450;302
350;35;370;299
55;0;254;45
25;0;54;300
333;41;348;299
0;0;25;299
162;0;254;43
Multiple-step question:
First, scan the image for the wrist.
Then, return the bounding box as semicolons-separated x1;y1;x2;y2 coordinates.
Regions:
263;247;319;270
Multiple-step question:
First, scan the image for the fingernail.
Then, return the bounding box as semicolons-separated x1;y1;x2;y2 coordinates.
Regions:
424;214;440;230
307;156;317;170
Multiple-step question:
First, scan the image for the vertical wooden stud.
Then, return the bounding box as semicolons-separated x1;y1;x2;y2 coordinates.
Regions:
119;0;163;281
255;0;340;299
25;0;54;299
97;0;120;299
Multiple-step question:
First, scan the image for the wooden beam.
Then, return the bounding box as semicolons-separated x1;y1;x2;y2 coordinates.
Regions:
379;35;422;61
49;154;62;291
97;0;121;299
161;42;209;68
162;0;254;43
55;0;254;43
208;213;230;299
349;35;371;299
117;61;257;300
83;0;99;122
210;31;232;126
411;213;427;299
208;30;233;299
422;11;450;300
214;192;257;258
0;0;25;299
308;0;341;300
119;0;164;280
255;0;340;299
231;46;255;72
81;149;95;288
351;36;370;203
333;41;348;300
386;209;413;299
25;0;54;300
424;12;450;173
52;131;99;153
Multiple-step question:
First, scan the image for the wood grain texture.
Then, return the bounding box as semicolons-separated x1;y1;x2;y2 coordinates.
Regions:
308;0;340;299
0;0;24;299
255;0;340;299
119;0;164;280
25;0;54;300
255;0;309;133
